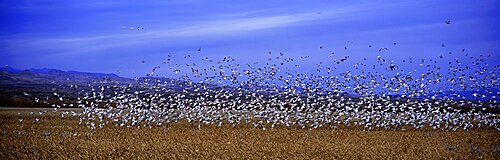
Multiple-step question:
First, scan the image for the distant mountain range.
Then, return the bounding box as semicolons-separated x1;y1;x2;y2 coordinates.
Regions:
0;67;498;101
0;67;498;110
0;68;133;86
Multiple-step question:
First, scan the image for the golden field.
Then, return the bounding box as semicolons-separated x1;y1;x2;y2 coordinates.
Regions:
0;108;499;159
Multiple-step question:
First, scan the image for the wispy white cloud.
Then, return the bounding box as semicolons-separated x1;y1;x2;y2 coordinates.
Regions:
165;12;324;37
2;1;398;55
3;11;335;53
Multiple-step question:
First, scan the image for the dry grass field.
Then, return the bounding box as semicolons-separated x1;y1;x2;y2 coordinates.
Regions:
1;108;499;159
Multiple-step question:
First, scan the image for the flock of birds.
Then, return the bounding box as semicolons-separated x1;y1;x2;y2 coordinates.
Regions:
23;46;499;132
122;26;145;31
18;20;500;131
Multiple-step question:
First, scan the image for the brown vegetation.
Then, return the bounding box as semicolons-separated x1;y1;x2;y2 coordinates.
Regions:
1;109;499;159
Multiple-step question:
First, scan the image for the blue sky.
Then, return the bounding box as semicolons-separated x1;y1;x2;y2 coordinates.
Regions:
0;0;499;77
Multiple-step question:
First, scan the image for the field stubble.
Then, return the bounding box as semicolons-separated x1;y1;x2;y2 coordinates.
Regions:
0;109;499;159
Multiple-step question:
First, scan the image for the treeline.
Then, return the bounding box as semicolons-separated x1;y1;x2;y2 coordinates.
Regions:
0;95;50;108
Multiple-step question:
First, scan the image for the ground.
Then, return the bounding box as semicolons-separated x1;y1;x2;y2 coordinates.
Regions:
0;108;499;159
